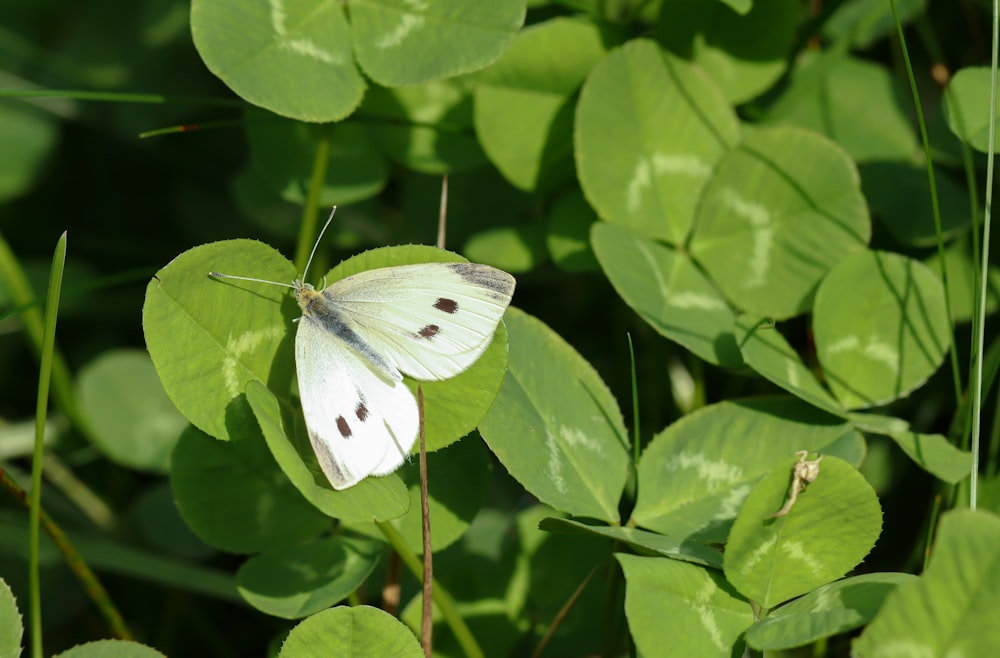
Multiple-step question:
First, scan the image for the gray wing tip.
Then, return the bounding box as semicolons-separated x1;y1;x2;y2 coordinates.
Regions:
448;262;516;297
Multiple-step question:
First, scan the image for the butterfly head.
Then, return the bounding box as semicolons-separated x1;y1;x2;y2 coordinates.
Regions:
292;279;322;310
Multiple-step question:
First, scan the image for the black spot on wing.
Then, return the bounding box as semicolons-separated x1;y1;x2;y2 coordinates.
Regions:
339;395;371;437
418;324;440;339
434;297;458;314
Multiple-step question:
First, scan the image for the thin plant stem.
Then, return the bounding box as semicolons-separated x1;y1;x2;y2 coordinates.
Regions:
30;231;67;657
922;494;943;571
626;333;640;468
139;118;245;138
889;0;962;406
437;175;449;250
0;87;244;107
970;0;1000;509
418;387;433;658
420;174;450;652
295;124;332;275
913;17;983;274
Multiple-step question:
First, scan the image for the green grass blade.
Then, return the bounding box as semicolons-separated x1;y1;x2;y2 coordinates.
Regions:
0;230;91;442
969;0;1000;508
29;230;66;658
888;0;962;405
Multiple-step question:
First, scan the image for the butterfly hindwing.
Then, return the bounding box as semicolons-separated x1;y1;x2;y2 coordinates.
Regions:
294;307;419;490
321;262;516;382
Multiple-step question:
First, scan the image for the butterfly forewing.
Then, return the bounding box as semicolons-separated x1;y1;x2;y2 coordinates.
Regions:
322;263;516;381
294;306;419;490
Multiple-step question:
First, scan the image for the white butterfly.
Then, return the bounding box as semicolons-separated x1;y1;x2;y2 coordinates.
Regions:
211;209;515;490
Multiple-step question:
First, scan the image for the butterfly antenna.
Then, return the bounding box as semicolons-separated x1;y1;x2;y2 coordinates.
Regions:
302;206;338;282
208;272;295;288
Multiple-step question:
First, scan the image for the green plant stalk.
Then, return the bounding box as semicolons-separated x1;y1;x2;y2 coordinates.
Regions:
889;0;962;407
922;493;944;571
815;634;829;658
912;16;983;267
970;0;1000;508
139;118;246;139
377;521;484;658
942;334;1000;518
0;87;243;107
928;66;988;464
890;0;980;536
29;231;66;658
942;8;999;483
626;333;640;467
295;124;333;275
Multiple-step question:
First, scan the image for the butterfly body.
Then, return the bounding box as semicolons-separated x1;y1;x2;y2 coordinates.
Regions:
294;282;398;382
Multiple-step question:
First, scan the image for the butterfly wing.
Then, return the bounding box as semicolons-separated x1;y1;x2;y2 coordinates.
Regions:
321;262;516;381
294;308;419;490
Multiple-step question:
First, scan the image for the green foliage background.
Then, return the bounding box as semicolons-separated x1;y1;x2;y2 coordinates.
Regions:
3;0;1000;656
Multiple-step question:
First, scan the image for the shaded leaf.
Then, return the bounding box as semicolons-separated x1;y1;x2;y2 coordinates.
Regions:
237;537;381;619
170;426;329;554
